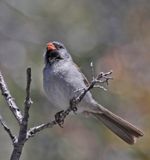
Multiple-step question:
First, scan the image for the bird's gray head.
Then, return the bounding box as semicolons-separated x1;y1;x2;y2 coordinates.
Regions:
44;41;72;64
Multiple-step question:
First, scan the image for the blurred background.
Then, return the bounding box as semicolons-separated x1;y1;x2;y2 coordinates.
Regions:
0;0;149;159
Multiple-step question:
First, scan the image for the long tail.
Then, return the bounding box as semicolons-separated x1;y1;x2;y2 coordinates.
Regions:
89;104;144;144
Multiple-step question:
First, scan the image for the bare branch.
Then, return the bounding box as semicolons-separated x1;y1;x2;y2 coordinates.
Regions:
18;67;32;143
0;71;23;124
10;68;32;160
0;115;17;144
25;70;113;135
0;67;113;160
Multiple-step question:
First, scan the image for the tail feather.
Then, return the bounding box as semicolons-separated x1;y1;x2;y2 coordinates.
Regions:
90;105;144;144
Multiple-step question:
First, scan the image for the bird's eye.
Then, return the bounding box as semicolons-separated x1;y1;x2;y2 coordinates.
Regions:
58;45;63;49
52;42;64;50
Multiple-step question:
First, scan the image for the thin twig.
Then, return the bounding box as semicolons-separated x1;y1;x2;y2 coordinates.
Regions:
26;121;57;140
0;71;23;124
0;115;17;144
23;67;32;124
90;62;95;81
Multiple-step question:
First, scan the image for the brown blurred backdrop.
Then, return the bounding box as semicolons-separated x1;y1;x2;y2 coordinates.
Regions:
0;0;149;160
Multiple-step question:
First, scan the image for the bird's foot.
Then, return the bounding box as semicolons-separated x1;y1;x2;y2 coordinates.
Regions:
70;98;78;114
71;105;78;113
54;110;65;127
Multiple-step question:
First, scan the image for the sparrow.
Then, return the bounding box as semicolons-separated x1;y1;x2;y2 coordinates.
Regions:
43;41;144;144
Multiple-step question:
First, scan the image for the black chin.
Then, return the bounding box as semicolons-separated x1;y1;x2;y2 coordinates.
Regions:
46;50;63;63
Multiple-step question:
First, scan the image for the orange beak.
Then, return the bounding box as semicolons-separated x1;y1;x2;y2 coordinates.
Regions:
47;42;56;51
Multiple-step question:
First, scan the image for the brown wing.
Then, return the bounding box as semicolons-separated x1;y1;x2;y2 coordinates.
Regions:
73;63;90;87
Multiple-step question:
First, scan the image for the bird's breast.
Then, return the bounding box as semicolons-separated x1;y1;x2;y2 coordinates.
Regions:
43;66;73;109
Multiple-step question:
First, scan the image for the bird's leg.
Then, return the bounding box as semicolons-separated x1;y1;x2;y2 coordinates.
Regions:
54;110;65;127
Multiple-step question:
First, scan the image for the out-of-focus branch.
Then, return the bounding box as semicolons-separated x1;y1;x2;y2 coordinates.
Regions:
0;71;23;124
0;115;17;144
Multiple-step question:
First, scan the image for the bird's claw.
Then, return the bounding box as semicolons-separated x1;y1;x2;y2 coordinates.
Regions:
54;110;65;127
70;98;78;114
71;105;78;113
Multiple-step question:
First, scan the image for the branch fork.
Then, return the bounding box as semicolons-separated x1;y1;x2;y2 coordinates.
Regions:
0;65;113;160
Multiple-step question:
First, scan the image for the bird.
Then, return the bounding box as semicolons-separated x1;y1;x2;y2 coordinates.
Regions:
43;41;144;144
